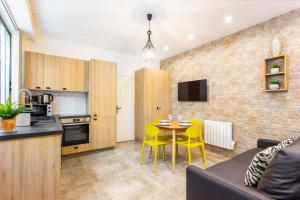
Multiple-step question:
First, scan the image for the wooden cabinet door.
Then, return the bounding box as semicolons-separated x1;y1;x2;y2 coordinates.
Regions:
144;68;159;123
90;59;117;149
24;52;44;90
74;60;87;91
43;55;62;90
61;58;76;91
158;70;171;119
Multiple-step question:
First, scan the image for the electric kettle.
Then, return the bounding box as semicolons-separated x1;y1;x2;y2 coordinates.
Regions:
41;93;54;104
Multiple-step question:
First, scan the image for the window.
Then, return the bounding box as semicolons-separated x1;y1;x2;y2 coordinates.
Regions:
0;16;11;103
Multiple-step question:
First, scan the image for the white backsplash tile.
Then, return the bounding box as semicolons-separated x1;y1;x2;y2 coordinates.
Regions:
31;91;88;115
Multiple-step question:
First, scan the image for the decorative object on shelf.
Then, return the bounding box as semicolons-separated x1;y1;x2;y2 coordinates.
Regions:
0;96;24;131
270;63;280;74
270;80;280;90
271;34;283;57
264;55;288;92
142;13;156;61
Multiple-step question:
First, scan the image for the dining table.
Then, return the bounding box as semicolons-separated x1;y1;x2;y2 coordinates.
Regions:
153;121;193;169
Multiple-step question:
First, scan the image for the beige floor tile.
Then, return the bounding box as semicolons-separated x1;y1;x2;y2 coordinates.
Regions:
61;141;229;200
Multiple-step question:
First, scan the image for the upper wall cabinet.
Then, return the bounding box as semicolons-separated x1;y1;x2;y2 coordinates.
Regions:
43;54;62;90
24;51;88;92
61;58;87;91
24;52;44;90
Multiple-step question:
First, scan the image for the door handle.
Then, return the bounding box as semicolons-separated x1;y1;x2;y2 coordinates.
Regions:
46;87;51;90
116;106;121;114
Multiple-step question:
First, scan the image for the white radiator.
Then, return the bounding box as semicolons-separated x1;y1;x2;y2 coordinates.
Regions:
204;120;235;150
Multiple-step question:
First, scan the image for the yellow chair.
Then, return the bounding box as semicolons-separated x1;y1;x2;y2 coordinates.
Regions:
177;118;201;140
176;125;207;168
149;119;172;158
140;123;172;172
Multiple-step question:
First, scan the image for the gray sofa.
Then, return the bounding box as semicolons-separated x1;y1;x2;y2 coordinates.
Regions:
186;139;279;200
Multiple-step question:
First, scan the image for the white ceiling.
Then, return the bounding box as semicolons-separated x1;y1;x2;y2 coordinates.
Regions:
23;0;300;59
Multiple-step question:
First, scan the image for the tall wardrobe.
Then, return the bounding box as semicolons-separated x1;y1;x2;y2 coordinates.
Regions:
135;68;171;142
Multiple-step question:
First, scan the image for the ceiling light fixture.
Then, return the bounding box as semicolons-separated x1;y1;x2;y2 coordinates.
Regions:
225;15;233;23
142;13;156;61
163;45;169;51
187;34;194;40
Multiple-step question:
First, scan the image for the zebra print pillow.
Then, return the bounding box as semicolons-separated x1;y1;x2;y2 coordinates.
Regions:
244;136;297;187
244;146;280;187
277;136;296;148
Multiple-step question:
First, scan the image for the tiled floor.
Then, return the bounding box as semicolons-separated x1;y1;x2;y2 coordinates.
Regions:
61;141;229;200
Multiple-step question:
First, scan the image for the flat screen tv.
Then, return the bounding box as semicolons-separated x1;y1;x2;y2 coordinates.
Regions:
178;79;207;101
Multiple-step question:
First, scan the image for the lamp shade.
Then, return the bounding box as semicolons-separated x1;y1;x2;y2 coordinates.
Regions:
143;39;156;61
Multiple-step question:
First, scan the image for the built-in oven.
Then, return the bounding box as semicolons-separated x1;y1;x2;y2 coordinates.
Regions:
60;116;90;147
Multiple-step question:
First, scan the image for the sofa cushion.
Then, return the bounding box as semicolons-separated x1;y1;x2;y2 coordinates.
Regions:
232;148;262;163
208;159;249;185
206;159;273;200
244;146;280;187
257;138;300;200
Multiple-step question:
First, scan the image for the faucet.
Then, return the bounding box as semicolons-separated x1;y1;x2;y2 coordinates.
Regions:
18;89;33;111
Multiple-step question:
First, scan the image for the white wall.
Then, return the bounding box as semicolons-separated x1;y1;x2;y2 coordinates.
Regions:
22;35;160;142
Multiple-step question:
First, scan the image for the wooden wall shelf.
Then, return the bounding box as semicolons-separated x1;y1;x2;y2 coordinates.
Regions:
264;55;288;92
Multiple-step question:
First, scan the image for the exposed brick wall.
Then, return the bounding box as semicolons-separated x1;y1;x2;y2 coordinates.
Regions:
161;9;300;156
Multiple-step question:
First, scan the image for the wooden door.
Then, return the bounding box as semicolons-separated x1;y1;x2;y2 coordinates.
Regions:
61;58;76;91
43;55;62;90
144;69;159;123
90;59;117;149
24;52;44;90
158;70;171;119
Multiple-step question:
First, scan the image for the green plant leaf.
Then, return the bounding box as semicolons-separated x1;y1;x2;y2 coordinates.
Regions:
0;96;24;119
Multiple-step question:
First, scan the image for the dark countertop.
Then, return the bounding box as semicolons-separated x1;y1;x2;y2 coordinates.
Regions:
0;121;63;140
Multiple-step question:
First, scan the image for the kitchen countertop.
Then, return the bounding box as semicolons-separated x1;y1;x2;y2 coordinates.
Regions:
0;121;63;140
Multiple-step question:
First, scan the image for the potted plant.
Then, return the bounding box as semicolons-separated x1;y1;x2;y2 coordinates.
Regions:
270;63;280;74
0;97;24;131
270;80;280;90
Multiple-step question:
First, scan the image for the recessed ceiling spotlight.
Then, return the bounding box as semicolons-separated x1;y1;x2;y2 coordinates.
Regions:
163;45;169;51
187;34;194;40
225;15;233;23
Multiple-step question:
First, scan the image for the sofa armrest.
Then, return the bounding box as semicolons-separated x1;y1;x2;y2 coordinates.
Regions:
257;139;279;149
186;166;265;200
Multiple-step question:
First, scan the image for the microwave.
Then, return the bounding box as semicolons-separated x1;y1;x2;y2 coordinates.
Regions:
26;104;52;116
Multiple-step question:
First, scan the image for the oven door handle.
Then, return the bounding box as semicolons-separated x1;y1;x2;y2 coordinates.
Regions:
62;122;90;126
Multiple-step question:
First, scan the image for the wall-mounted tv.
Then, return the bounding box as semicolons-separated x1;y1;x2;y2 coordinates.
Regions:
178;79;207;101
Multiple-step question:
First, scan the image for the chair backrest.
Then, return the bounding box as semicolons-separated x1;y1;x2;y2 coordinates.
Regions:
153;118;162;124
145;123;160;138
186;125;201;139
189;118;202;126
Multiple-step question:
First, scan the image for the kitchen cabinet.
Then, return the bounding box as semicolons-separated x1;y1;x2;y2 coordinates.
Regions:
135;68;171;142
61;57;75;91
74;60;88;91
61;58;88;91
90;59;117;149
0;135;61;200
24;52;44;90
24;51;88;92
43;54;62;90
